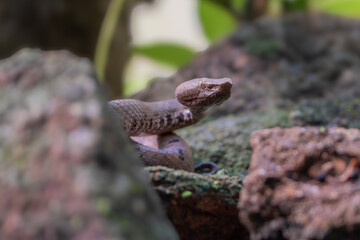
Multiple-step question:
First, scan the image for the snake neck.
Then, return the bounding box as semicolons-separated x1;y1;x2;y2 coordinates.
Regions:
109;99;207;136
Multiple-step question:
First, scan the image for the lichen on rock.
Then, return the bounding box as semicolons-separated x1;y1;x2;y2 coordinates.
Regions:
146;166;247;240
0;49;178;240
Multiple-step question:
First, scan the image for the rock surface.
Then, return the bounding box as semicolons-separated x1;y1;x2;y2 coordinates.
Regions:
0;49;178;240
133;13;360;239
239;127;360;240
130;12;360;183
146;166;248;240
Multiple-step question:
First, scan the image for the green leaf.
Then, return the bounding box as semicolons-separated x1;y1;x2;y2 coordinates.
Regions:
313;0;360;18
230;0;246;14
181;191;192;198
198;0;237;42
283;0;309;12
132;43;196;68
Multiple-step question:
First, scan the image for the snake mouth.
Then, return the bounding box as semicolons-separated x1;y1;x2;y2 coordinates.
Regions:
181;92;230;106
215;91;231;105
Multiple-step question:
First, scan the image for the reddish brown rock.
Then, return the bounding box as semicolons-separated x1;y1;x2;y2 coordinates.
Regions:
147;166;249;240
238;127;360;240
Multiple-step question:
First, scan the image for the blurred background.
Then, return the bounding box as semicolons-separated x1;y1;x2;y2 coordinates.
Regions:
0;0;359;97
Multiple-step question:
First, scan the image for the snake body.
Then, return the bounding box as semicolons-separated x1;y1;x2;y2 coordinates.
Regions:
110;98;204;136
109;78;232;172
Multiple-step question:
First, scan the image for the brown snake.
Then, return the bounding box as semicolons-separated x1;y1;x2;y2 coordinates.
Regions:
109;78;232;173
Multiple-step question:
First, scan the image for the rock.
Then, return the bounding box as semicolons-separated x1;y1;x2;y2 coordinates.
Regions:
130;14;360;240
238;127;360;240
0;49;178;240
146;166;248;240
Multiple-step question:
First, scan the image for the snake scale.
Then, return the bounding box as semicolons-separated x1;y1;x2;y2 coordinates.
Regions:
109;78;232;173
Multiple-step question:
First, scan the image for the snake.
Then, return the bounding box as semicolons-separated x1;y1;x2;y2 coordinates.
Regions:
109;78;232;173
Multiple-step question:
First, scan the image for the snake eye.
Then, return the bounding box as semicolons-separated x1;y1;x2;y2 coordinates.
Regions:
207;85;218;90
199;79;207;89
204;84;219;93
199;79;216;91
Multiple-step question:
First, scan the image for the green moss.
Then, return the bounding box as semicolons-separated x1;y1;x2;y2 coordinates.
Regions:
292;97;360;128
178;107;293;175
146;167;242;202
212;180;219;190
262;108;292;128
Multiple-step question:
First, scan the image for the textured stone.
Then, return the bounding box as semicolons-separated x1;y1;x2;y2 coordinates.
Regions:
146;166;248;240
0;49;178;240
239;127;360;240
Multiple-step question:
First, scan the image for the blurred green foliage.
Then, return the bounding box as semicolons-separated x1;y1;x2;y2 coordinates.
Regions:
200;0;247;18
283;0;308;12
312;0;360;18
198;0;238;42
230;0;247;15
121;0;360;96
132;0;239;70
133;43;196;68
95;0;124;83
131;0;360;70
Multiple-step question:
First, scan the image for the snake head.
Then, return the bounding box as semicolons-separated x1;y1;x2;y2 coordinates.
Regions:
175;78;232;107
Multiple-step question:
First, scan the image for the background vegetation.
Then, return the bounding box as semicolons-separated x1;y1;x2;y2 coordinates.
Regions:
98;0;360;96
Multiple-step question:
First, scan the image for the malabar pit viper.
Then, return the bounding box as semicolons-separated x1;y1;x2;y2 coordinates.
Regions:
109;78;232;174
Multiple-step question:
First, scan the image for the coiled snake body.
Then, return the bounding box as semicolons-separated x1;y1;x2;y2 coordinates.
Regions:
109;78;232;173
